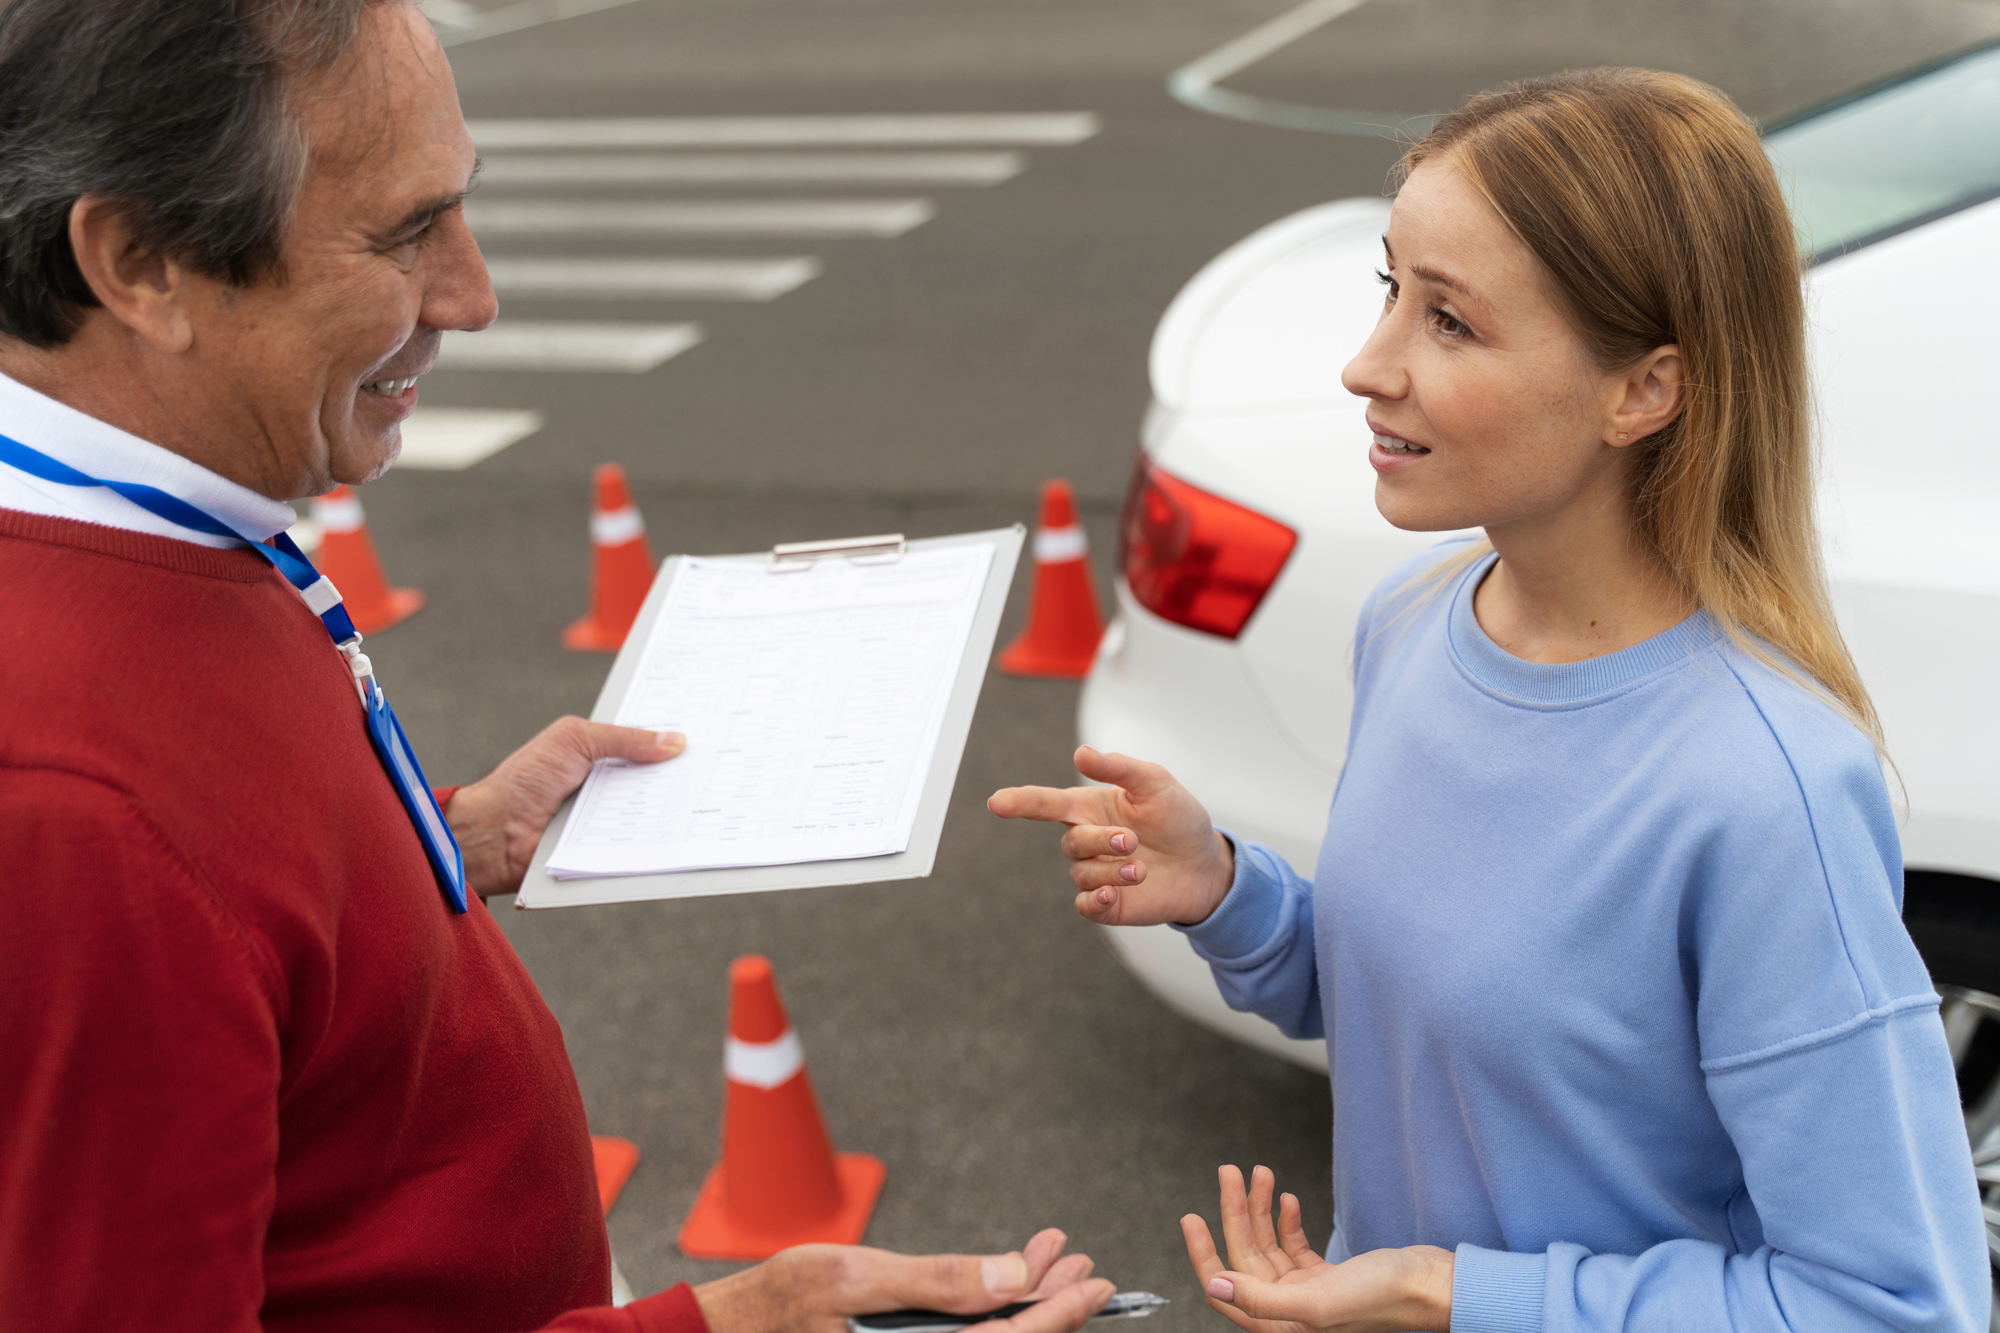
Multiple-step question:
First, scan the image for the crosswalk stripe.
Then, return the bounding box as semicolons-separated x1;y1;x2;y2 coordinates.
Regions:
466;112;1100;149
483;257;820;301
437;321;704;372
475;151;1023;187
464;198;934;238
394;408;544;470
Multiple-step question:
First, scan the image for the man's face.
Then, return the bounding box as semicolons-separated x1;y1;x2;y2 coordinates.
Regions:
183;2;495;496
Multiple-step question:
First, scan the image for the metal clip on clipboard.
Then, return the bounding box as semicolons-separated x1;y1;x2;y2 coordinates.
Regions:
768;533;907;571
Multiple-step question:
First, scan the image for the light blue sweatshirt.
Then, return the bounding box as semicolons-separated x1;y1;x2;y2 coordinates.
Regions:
1178;542;1988;1332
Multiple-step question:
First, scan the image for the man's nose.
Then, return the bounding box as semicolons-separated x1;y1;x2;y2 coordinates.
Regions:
423;209;499;334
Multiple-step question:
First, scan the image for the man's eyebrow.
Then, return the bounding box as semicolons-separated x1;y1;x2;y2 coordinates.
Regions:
370;185;472;245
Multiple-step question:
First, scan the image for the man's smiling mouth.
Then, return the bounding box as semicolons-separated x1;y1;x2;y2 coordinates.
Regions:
363;376;420;396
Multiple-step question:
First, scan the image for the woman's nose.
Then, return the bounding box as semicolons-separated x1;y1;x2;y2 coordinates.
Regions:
1341;307;1407;403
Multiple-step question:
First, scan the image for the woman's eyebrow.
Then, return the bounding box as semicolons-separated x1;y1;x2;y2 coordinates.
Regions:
1408;263;1475;301
1381;239;1485;310
1381;239;1479;301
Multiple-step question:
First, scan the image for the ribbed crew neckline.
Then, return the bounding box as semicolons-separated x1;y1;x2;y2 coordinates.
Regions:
1447;551;1722;705
0;506;276;582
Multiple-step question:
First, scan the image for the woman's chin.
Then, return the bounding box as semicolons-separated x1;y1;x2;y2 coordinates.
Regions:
1373;483;1479;534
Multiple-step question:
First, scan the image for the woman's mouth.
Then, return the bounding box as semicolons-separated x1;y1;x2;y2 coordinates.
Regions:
363;376;420;397
1372;432;1430;455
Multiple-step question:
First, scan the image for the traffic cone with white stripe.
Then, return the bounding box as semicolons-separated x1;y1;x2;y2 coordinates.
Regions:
998;479;1103;678
677;955;886;1260
309;485;423;634
563;463;656;652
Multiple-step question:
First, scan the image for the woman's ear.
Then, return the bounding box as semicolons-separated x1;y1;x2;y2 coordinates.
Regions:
66;195;196;355
1607;344;1684;447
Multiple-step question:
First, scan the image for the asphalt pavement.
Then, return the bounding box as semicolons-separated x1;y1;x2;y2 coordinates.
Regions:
355;0;2000;1315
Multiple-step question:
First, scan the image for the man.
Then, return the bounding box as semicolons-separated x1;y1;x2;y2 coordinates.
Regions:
0;1;1117;1329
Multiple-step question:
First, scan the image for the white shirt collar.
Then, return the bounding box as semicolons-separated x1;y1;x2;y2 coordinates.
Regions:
0;369;297;549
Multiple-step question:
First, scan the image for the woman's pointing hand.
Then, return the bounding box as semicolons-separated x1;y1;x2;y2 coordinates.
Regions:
988;745;1234;927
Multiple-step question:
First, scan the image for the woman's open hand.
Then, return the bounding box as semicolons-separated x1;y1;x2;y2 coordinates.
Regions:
1182;1166;1453;1333
987;746;1233;927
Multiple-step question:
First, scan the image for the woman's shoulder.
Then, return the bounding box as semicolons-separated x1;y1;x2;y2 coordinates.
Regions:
1704;634;1885;805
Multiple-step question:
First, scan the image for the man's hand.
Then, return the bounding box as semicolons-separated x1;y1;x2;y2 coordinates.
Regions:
988;746;1234;927
444;717;684;899
1182;1166;1452;1333
693;1228;1115;1333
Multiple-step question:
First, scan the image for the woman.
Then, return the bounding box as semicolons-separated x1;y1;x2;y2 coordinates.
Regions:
990;69;1988;1332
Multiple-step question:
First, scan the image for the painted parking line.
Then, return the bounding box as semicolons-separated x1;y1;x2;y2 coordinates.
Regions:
483;257;820;300
465;198;934;238
438;321;705;373
394;408;546;469
474;152;1024;188
429;0;642;47
1167;0;1420;137
466;113;1100;149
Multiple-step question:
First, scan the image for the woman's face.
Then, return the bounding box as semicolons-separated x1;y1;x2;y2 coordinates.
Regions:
1342;157;1648;537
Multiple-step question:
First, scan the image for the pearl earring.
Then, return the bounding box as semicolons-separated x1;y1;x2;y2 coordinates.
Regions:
1616;432;1629;440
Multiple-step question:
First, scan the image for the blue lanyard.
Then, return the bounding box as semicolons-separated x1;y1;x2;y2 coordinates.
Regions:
0;431;469;913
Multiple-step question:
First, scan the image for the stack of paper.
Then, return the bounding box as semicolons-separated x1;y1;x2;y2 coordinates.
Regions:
547;543;995;879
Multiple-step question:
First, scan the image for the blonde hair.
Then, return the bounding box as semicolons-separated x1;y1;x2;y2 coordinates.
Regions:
1394;68;1880;746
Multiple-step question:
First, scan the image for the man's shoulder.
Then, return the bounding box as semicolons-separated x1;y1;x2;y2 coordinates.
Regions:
0;763;285;997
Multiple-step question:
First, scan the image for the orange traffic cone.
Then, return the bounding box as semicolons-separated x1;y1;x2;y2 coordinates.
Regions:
310;485;423;634
591;1136;641;1215
998;479;1103;678
563;464;656;652
678;956;885;1260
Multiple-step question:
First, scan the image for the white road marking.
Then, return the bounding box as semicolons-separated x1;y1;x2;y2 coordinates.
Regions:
437;321;705;372
430;0;642;47
475;151;1024;187
483;257;820;301
1168;0;1420;137
393;408;545;470
465;198;934;238
466;113;1100;149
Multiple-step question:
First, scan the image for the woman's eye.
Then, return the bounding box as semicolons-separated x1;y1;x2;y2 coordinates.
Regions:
1429;305;1469;337
1374;268;1398;298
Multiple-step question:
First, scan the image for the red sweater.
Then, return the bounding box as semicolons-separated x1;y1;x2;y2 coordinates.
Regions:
0;510;706;1333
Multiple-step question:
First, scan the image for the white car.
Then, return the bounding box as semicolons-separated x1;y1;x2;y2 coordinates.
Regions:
1081;42;2000;1076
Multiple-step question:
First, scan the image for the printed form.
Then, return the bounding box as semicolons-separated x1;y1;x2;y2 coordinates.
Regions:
547;542;995;879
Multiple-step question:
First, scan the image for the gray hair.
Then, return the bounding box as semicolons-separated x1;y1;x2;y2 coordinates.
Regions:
0;0;380;347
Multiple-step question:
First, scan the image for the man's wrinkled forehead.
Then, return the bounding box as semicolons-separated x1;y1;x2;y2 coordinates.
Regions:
291;4;472;201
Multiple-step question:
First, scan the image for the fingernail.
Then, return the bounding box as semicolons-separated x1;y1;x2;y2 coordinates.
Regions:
656;730;685;747
1112;834;1131;852
1095;887;1115;906
1206;1278;1235;1303
982;1255;1027;1296
1120;863;1139;882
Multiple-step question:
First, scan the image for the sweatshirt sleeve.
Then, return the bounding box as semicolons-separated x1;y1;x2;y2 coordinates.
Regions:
1174;833;1323;1041
1449;675;1990;1333
0;768;285;1332
1452;1003;1987;1332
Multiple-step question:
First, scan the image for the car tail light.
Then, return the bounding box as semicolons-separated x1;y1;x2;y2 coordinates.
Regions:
1118;455;1297;639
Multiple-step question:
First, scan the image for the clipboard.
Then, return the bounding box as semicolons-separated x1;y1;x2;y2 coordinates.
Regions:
517;523;1025;908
